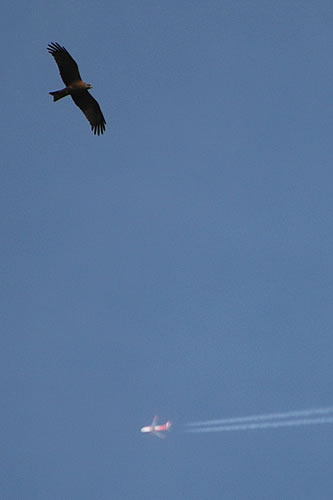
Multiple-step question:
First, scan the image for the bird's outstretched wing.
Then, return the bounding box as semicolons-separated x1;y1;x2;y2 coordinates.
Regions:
71;91;106;136
47;42;82;85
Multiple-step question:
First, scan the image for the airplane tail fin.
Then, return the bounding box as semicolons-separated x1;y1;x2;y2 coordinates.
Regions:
166;421;172;430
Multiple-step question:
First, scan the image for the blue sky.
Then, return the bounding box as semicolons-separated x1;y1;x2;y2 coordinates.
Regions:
2;1;333;498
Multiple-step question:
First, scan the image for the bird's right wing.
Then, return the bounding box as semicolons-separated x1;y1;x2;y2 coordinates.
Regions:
47;42;82;86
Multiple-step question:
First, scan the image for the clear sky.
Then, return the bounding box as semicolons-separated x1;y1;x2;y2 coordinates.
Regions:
2;1;333;498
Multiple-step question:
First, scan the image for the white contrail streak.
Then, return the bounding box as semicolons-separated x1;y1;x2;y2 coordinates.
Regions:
187;406;333;427
185;416;333;433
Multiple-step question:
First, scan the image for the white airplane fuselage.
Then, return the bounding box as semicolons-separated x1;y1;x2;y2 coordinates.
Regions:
140;418;172;437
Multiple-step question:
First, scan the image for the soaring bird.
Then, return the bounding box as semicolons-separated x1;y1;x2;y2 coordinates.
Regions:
47;42;106;135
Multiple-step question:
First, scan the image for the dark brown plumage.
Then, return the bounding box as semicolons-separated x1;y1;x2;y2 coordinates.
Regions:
47;42;106;135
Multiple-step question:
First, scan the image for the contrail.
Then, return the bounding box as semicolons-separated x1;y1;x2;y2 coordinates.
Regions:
185;416;333;433
186;406;333;427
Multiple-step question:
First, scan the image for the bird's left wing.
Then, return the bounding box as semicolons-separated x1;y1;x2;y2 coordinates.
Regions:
71;91;106;135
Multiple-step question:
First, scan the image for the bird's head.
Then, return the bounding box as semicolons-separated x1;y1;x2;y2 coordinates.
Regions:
86;83;93;90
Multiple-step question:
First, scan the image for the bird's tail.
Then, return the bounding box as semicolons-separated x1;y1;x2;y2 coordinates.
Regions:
49;88;69;102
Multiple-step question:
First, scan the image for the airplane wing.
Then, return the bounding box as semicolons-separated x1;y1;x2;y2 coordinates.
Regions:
151;416;158;426
153;431;166;439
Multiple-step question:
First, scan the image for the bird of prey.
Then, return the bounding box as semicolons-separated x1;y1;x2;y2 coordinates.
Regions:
47;42;106;135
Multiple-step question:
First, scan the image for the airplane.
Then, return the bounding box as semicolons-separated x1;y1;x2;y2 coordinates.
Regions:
140;416;172;439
